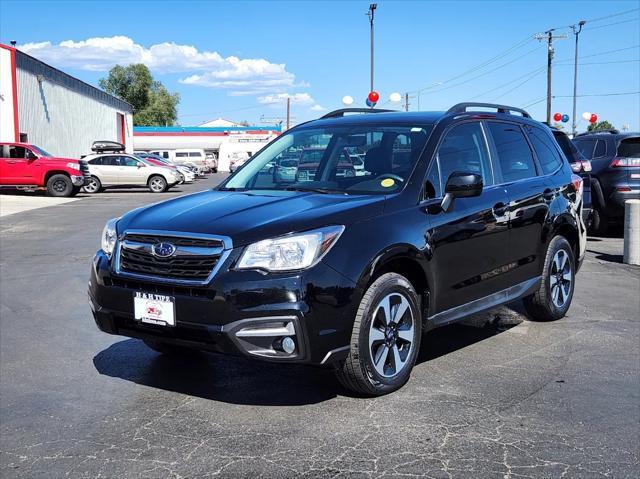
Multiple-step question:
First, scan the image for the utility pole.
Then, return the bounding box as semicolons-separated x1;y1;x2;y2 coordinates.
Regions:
535;30;567;124
571;20;586;136
404;93;410;112
367;4;377;92
286;97;291;130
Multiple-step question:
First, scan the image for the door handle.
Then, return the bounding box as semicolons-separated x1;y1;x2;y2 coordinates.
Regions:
492;202;508;216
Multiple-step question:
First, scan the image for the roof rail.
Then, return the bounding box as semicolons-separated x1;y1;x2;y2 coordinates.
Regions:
447;102;531;119
321;108;395;119
575;128;620;136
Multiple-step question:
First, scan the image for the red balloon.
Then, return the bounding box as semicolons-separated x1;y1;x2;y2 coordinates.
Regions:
553;112;562;122
590;113;598;123
368;91;380;103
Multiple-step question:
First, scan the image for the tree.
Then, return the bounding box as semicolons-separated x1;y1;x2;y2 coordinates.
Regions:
134;82;180;127
99;64;179;126
587;120;615;132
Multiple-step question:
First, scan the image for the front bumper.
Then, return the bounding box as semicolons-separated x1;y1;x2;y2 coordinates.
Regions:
71;175;86;186
89;250;358;365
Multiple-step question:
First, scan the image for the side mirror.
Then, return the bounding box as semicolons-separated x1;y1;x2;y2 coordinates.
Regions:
137;163;145;168
440;171;483;212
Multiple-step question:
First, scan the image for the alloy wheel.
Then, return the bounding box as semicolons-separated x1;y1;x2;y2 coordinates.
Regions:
150;178;165;192
368;292;414;378
84;179;99;193
550;249;572;308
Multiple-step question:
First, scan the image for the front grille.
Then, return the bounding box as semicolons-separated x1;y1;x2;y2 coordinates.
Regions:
79;160;91;178
124;234;223;248
116;232;226;283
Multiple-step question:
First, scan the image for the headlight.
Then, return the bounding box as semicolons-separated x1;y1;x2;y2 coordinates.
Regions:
236;225;344;272
66;162;80;170
101;218;119;257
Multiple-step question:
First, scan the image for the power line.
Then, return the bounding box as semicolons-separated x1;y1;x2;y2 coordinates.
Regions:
583;7;639;24
521;97;547;108
554;91;640;98
416;44;543;95
411;36;535;93
470;66;545;100
491;69;546;102
557;59;640;66
557;44;640;62
584;17;639;31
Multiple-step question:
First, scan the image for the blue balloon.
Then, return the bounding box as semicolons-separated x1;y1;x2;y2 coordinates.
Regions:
366;98;375;107
561;114;569;123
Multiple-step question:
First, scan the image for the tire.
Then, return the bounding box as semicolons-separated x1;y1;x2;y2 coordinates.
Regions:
148;175;167;193
588;207;609;236
143;338;196;355
46;174;73;197
82;176;102;194
69;186;81;197
334;272;422;396
523;236;575;322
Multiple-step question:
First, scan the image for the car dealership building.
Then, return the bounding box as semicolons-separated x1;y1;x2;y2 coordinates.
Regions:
0;43;133;158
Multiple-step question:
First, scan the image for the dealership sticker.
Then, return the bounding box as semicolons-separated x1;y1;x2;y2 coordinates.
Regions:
381;178;395;188
134;292;176;327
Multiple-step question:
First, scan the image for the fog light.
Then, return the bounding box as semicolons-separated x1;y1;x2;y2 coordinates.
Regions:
281;336;296;354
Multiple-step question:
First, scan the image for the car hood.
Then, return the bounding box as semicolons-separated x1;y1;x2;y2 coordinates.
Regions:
117;189;385;247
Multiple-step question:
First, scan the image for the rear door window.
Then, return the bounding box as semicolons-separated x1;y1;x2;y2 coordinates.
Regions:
574;139;596;159
88;157;103;165
593;139;607;158
488;122;537;182
527;126;564;175
617;138;639;158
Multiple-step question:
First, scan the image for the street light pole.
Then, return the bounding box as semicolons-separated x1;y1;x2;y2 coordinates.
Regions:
571;20;586;137
367;4;377;93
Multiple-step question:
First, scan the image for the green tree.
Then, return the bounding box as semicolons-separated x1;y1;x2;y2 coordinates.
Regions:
134;82;180;127
99;64;179;126
587;120;615;132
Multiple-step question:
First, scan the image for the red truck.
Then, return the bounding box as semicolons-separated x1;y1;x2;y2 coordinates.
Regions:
0;142;89;197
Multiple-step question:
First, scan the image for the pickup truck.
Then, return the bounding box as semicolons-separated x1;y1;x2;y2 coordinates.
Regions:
0;142;89;197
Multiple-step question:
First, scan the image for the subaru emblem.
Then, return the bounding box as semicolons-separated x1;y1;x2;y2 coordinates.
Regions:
152;242;176;258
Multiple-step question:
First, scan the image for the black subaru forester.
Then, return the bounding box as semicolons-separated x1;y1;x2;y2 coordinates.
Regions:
90;103;587;395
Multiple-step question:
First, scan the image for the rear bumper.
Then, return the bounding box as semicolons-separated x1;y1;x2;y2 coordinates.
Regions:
610;188;640;209
89;250;358;365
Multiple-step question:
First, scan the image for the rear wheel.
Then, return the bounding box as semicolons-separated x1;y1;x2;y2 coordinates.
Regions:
46;174;73;197
589;207;609;236
523;236;575;321
334;273;421;396
82;176;102;194
148;175;167;193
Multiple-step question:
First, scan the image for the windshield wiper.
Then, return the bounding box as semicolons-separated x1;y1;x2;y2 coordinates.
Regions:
283;186;339;194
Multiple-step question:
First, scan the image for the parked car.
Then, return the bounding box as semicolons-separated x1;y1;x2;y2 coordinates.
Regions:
135;153;194;183
205;153;219;173
82;153;181;193
547;127;592;227
229;152;250;173
0;142;89;197
573;130;640;234
296;147;356;182
90;103;586;396
174;149;208;174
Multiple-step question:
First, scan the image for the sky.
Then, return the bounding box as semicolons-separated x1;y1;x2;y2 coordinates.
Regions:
0;0;638;131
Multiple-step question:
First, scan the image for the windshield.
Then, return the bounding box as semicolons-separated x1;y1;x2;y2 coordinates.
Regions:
222;124;432;194
32;145;52;157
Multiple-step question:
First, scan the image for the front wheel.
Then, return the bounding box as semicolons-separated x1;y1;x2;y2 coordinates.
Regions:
148;175;167;193
334;273;421;396
523;236;575;321
46;174;73;197
82;176;102;194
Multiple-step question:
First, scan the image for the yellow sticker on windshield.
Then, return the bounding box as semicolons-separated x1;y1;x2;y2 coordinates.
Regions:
381;178;395;188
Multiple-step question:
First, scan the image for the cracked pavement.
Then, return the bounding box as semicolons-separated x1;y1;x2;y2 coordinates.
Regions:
1;176;639;478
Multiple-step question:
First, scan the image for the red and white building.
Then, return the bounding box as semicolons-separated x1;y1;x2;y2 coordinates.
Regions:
0;43;133;158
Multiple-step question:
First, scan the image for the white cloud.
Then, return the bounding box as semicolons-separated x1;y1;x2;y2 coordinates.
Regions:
258;92;315;106
310;104;327;111
19;36;299;94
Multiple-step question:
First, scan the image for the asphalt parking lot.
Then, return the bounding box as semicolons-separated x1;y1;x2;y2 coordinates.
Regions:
1;175;638;478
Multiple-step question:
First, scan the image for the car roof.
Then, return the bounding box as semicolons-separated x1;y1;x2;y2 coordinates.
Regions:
574;131;639;140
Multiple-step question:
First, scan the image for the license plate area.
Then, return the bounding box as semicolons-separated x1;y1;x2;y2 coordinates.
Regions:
134;292;176;327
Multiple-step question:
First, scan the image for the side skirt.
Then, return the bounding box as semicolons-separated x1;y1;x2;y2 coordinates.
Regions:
427;276;541;329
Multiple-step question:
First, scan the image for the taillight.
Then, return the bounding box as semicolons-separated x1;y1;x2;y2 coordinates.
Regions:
571;174;583;193
570;160;592;173
611;157;640;168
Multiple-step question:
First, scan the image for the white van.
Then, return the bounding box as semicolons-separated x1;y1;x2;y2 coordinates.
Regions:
149;149;208;175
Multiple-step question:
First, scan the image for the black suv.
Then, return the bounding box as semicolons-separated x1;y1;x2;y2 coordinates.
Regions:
573;130;640;234
90;103;586;395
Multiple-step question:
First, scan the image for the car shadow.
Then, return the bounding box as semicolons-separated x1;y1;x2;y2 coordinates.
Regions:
93;306;524;405
586;250;623;264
